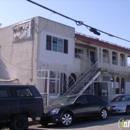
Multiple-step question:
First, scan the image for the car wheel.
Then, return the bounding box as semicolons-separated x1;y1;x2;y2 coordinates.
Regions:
10;114;28;130
99;108;108;120
40;117;49;126
61;112;73;126
126;106;130;115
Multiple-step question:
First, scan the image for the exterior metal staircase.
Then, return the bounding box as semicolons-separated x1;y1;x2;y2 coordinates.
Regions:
62;59;101;96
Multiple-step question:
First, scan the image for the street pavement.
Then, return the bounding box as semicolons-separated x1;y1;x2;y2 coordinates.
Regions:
2;114;130;130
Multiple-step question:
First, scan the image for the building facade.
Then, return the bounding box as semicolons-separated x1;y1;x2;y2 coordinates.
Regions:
0;16;130;105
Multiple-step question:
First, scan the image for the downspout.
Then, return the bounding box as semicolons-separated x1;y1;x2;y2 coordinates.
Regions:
31;18;35;83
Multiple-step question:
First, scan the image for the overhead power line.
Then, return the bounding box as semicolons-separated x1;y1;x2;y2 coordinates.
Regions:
26;0;130;43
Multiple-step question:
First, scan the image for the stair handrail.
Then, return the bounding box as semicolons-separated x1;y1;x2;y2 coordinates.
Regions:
77;69;101;94
62;58;102;96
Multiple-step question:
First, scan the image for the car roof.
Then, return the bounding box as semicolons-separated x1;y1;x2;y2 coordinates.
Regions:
115;94;130;97
0;84;35;88
63;94;97;98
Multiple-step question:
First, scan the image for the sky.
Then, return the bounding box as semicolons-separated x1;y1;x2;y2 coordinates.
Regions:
0;0;130;49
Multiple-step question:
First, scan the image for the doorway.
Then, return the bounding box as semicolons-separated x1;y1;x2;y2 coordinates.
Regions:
90;51;95;66
94;82;108;100
68;73;76;88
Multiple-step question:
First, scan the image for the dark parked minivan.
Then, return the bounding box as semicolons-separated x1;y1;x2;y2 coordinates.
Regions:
0;85;44;130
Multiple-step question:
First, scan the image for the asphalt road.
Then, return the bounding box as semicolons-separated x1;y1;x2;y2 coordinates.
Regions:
2;114;130;130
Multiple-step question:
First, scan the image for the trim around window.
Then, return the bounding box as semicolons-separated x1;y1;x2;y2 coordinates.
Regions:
46;35;68;54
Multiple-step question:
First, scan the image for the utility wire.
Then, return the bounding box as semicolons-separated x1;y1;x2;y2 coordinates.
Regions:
26;0;130;43
34;12;52;34
1;56;32;70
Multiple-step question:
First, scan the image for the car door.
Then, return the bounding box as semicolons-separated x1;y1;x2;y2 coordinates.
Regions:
0;88;10;120
14;87;39;117
87;95;100;116
73;95;89;117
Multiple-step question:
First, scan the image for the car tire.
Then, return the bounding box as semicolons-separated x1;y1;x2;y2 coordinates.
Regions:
126;106;130;115
99;108;108;120
40;117;48;126
10;114;28;130
61;112;73;126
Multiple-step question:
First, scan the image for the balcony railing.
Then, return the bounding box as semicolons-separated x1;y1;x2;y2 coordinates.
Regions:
120;62;125;66
103;57;109;63
112;60;118;65
75;53;89;60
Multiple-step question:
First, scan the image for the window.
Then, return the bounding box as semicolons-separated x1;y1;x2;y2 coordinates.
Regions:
16;88;33;97
46;35;51;50
75;48;84;58
103;50;109;63
49;80;59;94
76;95;88;104
112;52;117;65
46;35;68;54
0;90;8;98
87;95;99;103
120;54;125;66
112;56;117;64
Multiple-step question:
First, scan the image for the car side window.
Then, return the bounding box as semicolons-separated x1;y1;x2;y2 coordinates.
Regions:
76;95;88;104
122;96;130;101
0;90;8;98
16;88;33;97
87;95;99;103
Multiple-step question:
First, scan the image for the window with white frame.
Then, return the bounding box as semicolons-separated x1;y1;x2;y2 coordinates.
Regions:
46;35;68;54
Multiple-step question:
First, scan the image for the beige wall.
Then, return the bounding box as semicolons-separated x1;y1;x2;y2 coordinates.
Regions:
0;17;38;85
0;16;130;87
98;47;130;73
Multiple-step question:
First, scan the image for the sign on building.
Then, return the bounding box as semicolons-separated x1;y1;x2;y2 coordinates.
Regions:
13;19;33;42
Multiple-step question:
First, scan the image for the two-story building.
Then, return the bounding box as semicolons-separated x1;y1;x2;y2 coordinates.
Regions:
0;16;130;105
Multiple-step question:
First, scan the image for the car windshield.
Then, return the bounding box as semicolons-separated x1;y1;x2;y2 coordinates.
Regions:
111;95;130;102
51;96;77;105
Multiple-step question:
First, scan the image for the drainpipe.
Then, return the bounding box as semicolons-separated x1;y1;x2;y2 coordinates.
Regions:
30;19;35;83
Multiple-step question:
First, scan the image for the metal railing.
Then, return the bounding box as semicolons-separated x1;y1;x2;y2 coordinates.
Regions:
75;32;130;51
75;53;90;60
62;58;101;96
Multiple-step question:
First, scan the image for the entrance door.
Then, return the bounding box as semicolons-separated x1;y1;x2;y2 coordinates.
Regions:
94;82;108;100
99;82;108;100
90;51;95;66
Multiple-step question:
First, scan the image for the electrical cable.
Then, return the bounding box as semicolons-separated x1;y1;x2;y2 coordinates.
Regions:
34;12;52;34
26;0;130;43
1;55;32;70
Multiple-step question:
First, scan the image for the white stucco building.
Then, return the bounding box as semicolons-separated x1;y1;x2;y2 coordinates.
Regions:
0;16;130;105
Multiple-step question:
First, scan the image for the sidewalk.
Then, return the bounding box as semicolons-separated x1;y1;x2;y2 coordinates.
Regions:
28;118;40;126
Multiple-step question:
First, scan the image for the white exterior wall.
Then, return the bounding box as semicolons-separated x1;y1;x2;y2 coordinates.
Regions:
37;17;80;73
98;47;130;73
0;18;38;85
0;16;130;101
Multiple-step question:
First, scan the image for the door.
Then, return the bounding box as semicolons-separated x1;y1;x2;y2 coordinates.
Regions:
98;82;108;100
87;95;100;116
90;51;95;66
74;95;89;117
94;82;99;96
0;89;10;120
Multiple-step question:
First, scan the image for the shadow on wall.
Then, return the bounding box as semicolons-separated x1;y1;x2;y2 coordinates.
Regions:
0;58;10;79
